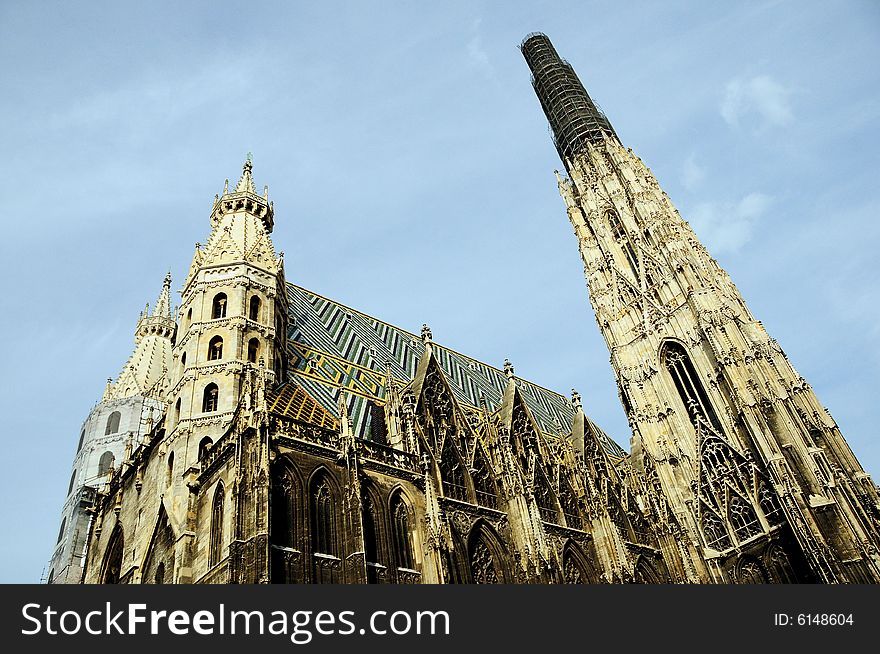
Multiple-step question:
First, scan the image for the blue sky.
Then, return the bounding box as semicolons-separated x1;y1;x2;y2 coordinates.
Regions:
0;1;878;583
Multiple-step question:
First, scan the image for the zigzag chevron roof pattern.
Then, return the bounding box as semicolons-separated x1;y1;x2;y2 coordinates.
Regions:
283;283;626;459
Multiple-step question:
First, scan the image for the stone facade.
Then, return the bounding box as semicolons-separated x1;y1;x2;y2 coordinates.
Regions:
48;35;880;585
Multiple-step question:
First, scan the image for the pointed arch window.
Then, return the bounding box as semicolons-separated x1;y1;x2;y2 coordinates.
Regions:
469;530;505;584
166;451;174;488
439;437;468;501
735;556;768;584
661;341;722;431
472;447;499;509
101;526;124;584
105;411;121;435
154;563;165;585
728;496;762;542
249;296;261;322
212;293;227;319
174;397;181;424
391;493;414;571
758;482;783;526
559;481;583;529
247;338;260;364
209;484;224;567
98;451;115;477
77;429;85;453
311;478;336;556
701;507;731;550
202;384;219;413
180;351;186;368
67;470;77;496
362;494;381;583
56;517;66;544
208;336;223;361
607;209;639;279
533;469;558;523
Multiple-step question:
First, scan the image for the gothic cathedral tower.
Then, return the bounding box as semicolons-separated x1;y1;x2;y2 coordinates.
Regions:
521;33;880;583
165;156;288;582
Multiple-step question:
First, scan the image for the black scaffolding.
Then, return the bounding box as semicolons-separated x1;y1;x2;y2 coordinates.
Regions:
520;33;618;166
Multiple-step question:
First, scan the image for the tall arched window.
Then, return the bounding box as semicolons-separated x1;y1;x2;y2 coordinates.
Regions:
533;469;558;523
735;556;768;584
606;209;639;279
166;451;174;488
362;494;381;584
101;526;124;584
728;496;762;542
98;451;115;477
154;563;165;585
180;352;186;368
390;493;414;570
185;307;192;329
208;336;223;361
67;470;77;496
210;484;224;567
247;338;259;364
56;517;66;544
198;437;213;461
661;341;722;431
77;429;85;453
472;447;498;509
468;526;506;584
439;438;468;501
249;296;261;322
311;478;335;555
202;384;219;412
105;411;121;435
174;397;181;424
212;293;227;319
562;544;602;584
559;481;583;529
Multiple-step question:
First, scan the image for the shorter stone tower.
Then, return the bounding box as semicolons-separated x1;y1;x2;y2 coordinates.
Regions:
47;274;174;583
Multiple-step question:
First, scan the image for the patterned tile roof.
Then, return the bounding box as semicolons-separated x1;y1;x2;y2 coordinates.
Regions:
282;283;626;459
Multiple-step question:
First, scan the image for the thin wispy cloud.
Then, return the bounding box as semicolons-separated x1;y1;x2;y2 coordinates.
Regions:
47;56;262;138
681;153;706;191
688;192;771;254
721;75;793;128
467;18;494;79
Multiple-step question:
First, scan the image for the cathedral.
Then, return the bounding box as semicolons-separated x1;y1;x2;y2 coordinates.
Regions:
47;33;880;585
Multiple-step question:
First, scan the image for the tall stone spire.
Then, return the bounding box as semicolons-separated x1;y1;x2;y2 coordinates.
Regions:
522;33;880;583
105;272;176;401
151;271;173;319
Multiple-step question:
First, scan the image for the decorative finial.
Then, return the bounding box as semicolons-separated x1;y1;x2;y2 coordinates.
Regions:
571;389;582;410
503;358;515;379
421;323;433;344
223;179;228;194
